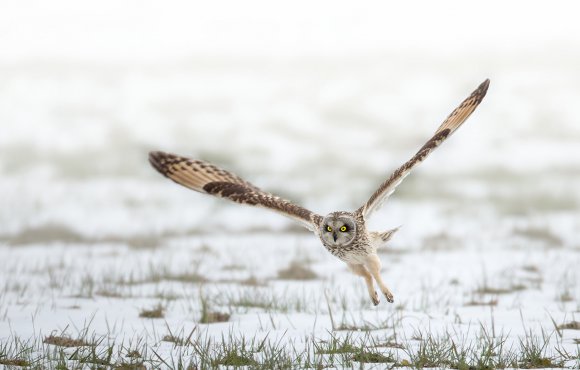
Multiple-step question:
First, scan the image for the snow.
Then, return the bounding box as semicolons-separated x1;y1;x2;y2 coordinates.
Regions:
0;1;579;367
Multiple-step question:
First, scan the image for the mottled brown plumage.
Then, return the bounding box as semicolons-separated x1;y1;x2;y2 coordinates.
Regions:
148;151;322;231
149;79;490;305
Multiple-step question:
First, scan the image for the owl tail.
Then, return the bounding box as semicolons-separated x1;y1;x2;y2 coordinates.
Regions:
370;226;401;248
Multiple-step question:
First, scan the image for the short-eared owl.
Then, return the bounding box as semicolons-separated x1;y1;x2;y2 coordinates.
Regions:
149;79;489;305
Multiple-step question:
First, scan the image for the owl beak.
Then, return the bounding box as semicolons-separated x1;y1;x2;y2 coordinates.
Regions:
332;232;337;242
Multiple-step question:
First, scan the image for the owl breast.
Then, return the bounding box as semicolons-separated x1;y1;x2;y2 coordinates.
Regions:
321;237;373;264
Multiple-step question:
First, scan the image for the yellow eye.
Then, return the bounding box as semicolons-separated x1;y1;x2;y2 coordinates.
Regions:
326;226;332;232
340;226;347;232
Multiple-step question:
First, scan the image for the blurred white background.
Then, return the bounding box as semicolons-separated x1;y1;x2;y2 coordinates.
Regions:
1;0;579;241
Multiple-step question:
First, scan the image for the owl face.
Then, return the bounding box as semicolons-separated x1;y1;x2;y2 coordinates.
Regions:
320;213;357;246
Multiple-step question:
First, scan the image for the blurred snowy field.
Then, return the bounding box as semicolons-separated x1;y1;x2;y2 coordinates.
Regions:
0;0;579;368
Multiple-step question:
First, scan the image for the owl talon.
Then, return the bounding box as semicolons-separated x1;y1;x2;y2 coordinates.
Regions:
371;292;380;306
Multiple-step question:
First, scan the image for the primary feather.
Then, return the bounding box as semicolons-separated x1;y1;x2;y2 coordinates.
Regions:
357;79;490;219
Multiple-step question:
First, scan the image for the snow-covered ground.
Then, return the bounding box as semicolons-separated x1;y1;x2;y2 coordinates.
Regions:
0;1;579;368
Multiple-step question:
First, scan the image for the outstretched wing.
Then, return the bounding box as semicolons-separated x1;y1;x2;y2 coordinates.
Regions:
149;151;322;231
358;79;490;219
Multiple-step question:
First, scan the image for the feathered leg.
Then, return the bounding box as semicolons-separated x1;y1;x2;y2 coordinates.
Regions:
365;254;394;303
348;263;380;305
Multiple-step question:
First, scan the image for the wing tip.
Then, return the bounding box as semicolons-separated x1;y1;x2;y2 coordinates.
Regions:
149;150;174;177
476;78;491;101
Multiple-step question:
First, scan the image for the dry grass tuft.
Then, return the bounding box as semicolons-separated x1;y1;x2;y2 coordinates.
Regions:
115;363;146;370
217;276;266;286
125;350;142;358
557;321;580;330
200;311;230;324
375;340;405;349
43;335;90;347
164;272;208;283
464;298;498;307
352;351;394;363
162;334;189;346
199;293;231;324
7;224;85;245
213;352;256;367
557;291;574;302
221;263;246;271
139;305;164;319
277;261;318;280
513;226;563;247
422;232;461;251
239;276;266;286
521;265;540;273
4;223;160;249
0;358;30;366
474;284;527;295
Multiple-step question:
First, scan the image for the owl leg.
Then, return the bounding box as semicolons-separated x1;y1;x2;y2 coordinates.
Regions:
348;263;380;305
365;254;394;303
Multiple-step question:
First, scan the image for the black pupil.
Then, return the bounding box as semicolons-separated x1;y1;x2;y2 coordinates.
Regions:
326;225;348;232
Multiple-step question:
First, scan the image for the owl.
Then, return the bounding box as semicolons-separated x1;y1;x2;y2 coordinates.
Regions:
149;79;489;305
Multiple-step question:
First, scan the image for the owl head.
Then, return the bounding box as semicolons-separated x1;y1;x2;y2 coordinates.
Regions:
320;212;357;246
